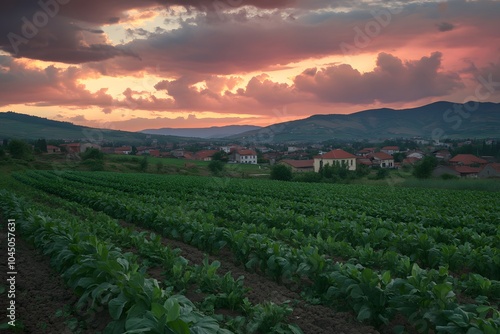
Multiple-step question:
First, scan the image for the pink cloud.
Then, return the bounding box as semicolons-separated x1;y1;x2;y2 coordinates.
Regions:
294;52;464;104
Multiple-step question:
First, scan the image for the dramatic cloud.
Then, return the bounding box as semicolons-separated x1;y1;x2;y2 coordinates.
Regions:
1;0;499;129
294;52;464;104
0;56;114;108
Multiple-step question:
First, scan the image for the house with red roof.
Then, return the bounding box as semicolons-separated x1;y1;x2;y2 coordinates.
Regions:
59;143;81;153
195;150;219;161
478;163;500;178
367;152;394;168
356;158;372;167
449;154;487;166
280;159;314;172
232;149;257;164
402;157;420;166
114;146;132;155
434;149;451;161
313;149;357;172
433;165;482;178
46;145;61;154
381;146;400;155
357;147;376;156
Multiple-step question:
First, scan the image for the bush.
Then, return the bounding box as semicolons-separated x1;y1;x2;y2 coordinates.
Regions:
271;164;292;181
320;163;350;180
375;168;390;180
8;139;33;160
208;160;225;175
81;148;104;161
413;156;437;179
355;165;371;177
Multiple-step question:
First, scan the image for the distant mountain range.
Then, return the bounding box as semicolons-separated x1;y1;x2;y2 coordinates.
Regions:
0;112;193;144
1;101;499;144
141;125;261;139
230;101;500;142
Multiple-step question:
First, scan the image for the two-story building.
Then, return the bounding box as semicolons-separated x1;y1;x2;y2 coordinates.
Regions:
233;149;257;164
313;149;357;172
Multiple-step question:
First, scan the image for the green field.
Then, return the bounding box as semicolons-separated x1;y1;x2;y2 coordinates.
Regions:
1;169;499;333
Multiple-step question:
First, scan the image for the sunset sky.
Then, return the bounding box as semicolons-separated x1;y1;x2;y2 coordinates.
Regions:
1;0;499;131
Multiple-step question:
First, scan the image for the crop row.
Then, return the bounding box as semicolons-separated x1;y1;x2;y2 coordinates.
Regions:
6;185;303;334
18;171;500;280
0;190;233;334
12;171;500;333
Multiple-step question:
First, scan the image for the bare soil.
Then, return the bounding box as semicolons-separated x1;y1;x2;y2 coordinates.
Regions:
0;222;110;334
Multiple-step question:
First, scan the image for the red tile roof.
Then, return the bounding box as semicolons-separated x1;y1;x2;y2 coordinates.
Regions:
371;152;393;160
281;159;314;168
357;158;372;166
454;166;482;174
485;163;500;172
315;149;356;159
382;146;399;150
237;149;257;156
402;157;420;165
449;154;487;165
195;150;218;160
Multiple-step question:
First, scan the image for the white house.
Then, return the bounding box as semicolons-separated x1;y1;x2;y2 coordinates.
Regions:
368;152;394;168
313;149;357;172
234;149;257;164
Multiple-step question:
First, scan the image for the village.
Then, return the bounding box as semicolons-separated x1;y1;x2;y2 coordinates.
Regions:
33;137;500;179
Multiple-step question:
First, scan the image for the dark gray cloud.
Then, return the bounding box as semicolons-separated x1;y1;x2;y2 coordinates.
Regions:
437;22;454;32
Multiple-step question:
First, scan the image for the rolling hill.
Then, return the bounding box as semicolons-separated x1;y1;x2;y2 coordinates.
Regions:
230;101;500;142
141;125;261;139
0;112;194;143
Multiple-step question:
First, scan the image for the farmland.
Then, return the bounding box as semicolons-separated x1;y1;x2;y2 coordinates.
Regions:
1;170;499;333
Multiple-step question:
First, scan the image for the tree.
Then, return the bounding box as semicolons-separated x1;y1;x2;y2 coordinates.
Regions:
208;160;225;175
8;139;32;160
412;156;437;179
0;147;5;159
270;164;292;181
131;146;138;156
34;139;47;153
212;151;227;162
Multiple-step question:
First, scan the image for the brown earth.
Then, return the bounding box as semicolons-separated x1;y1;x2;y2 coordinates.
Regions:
0;222;110;334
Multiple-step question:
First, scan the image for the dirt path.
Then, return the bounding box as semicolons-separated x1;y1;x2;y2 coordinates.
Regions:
120;221;380;334
0;222;110;334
